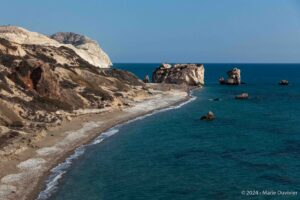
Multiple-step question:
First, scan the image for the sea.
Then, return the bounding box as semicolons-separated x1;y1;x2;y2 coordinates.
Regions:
39;64;300;200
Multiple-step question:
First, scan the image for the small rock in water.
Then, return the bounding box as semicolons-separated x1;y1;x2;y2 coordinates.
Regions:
200;111;215;121
235;93;249;100
213;98;221;101
279;80;288;86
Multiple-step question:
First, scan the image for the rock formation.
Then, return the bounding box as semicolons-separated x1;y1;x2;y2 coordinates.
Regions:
50;32;112;68
279;80;288;86
0;26;151;157
200;111;215;121
219;67;241;85
152;63;204;86
0;26;112;68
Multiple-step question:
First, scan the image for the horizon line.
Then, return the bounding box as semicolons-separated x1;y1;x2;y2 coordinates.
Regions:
113;62;300;64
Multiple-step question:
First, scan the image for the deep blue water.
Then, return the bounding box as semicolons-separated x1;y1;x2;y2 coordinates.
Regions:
46;64;300;200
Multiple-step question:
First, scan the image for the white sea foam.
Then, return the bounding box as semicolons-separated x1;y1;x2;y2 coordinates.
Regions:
37;146;85;200
37;94;196;199
92;129;119;144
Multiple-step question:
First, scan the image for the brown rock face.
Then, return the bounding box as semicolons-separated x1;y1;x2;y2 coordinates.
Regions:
219;67;241;85
0;30;145;130
152;63;205;86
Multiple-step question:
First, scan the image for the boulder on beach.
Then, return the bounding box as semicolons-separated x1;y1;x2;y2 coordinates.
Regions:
200;111;215;121
279;80;288;86
235;93;249;100
152;63;205;86
219;67;241;85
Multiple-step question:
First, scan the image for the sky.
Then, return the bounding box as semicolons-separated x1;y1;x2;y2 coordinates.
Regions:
1;0;300;63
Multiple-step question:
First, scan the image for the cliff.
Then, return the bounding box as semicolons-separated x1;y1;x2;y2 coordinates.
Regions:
152;63;205;86
0;26;112;68
0;26;152;159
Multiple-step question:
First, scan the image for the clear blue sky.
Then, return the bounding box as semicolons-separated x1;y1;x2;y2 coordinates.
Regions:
1;0;300;63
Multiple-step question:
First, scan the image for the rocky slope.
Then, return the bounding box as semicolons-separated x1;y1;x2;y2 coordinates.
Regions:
0;26;151;159
0;26;112;68
152;63;205;86
50;32;112;68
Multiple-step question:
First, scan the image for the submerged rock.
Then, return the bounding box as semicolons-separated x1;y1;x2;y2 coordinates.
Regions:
200;111;215;121
235;93;249;100
279;80;288;86
219;67;241;85
152;63;204;86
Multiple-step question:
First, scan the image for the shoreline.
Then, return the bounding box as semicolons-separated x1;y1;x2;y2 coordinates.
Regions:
0;88;195;200
37;91;196;200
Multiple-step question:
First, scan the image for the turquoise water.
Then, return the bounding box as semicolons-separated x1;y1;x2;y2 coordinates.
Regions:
43;64;300;200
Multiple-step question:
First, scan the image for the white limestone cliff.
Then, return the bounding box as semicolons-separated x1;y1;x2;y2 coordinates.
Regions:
0;26;112;68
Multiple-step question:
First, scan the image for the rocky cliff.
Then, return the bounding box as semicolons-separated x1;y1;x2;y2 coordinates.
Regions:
0;26;151;157
152;63;205;86
0;26;112;68
50;32;112;68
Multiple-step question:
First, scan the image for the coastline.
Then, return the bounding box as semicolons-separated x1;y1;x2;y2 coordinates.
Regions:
0;88;195;200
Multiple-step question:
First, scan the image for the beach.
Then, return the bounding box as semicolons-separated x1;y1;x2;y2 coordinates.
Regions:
0;87;190;200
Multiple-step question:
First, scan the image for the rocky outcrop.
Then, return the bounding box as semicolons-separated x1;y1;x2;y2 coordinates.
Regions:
0;27;151;154
152;63;204;86
50;32;112;68
279;80;288;86
200;111;215;121
0;26;112;68
219;67;241;85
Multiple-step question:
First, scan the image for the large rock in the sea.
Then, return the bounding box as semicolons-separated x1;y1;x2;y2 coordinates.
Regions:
0;26;112;68
152;63;204;86
219;67;241;85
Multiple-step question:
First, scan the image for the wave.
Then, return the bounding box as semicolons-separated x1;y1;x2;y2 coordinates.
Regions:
37;94;196;200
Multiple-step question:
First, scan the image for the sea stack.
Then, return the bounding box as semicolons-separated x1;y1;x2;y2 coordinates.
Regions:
279;80;288;86
219;67;241;85
152;63;205;86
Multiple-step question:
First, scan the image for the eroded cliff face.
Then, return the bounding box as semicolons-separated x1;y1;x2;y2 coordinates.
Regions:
152;63;205;86
50;32;112;68
0;27;150;158
0;26;112;68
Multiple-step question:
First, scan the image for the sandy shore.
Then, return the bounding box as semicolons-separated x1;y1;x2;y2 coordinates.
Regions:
0;88;191;200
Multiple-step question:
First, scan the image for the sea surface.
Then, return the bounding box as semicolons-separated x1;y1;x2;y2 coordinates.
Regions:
41;64;300;200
